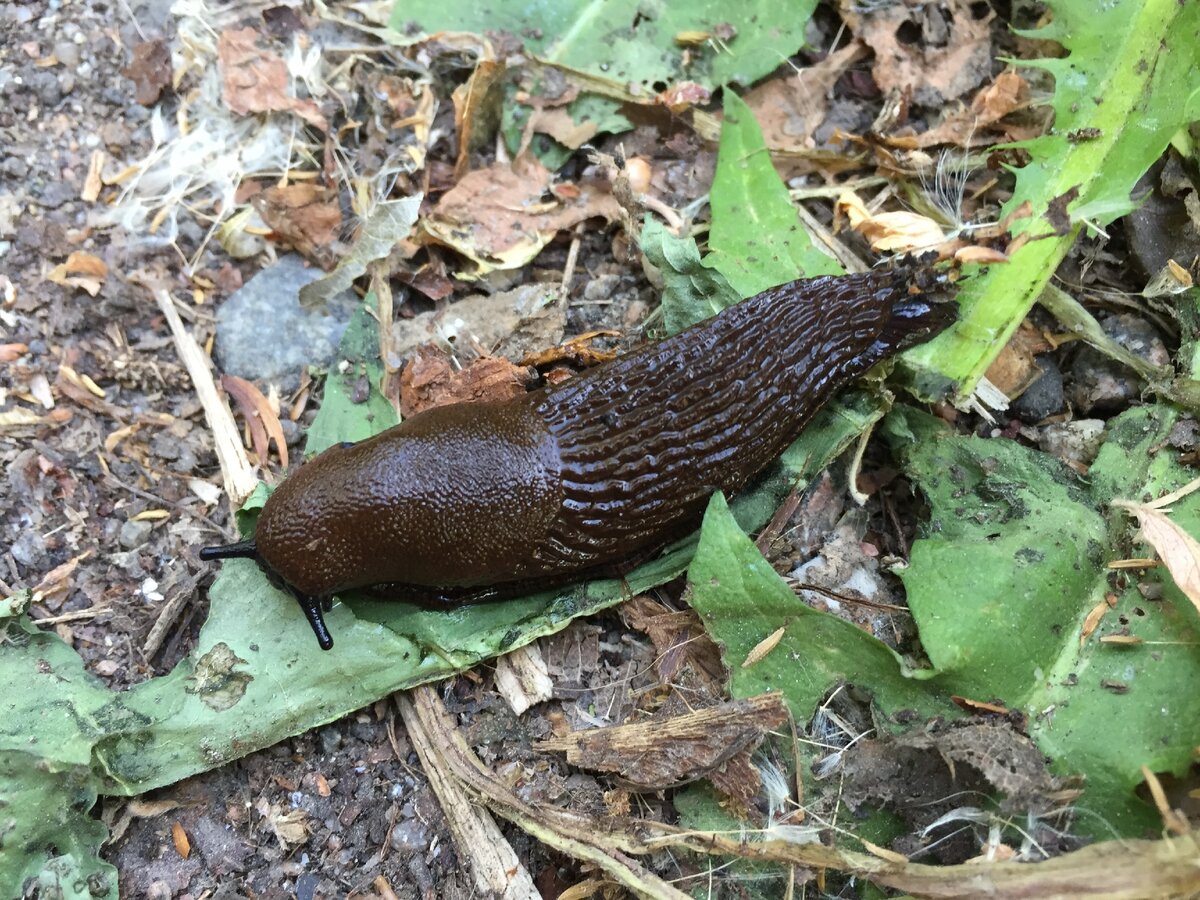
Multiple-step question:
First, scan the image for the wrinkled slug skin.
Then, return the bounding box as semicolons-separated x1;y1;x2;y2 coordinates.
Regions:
253;269;953;600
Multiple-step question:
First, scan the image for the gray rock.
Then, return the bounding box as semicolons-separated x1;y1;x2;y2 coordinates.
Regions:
119;518;153;549
1069;314;1168;414
11;530;48;569
1011;353;1064;423
1038;420;1106;466
215;255;359;387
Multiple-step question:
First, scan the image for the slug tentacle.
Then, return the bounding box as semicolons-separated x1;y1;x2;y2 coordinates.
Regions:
200;266;956;650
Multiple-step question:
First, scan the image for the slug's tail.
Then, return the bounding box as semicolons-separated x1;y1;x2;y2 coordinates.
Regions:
199;539;258;561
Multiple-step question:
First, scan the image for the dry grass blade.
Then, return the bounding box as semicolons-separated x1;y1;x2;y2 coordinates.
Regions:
153;288;257;505
1112;501;1200;616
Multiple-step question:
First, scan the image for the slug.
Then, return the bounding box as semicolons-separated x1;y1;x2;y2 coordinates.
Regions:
201;266;955;649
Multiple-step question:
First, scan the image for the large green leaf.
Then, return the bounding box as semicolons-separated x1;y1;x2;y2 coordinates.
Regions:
0;616;117;897
895;405;1200;834
704;91;841;296
392;0;814;90
903;0;1200;403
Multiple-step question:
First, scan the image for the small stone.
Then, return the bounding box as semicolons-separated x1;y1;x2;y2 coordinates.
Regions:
215;255;359;387
1069;314;1167;414
119;518;153;549
582;273;621;303
11;530;48;569
1011;354;1064;423
388;817;429;852
1038;419;1106;466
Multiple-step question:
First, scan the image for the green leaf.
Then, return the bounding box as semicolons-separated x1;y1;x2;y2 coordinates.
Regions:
704;92;841;296
639;217;741;334
687;492;943;722
902;0;1200;402
303;304;398;455
392;1;814;91
0;618;117;897
894;404;1200;835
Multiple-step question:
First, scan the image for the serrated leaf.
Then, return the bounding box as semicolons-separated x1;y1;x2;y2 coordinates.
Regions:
902;0;1200;403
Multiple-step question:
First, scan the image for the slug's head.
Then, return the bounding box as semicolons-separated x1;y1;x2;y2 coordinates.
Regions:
199;538;335;651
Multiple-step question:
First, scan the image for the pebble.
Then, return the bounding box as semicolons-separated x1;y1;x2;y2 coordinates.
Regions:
119;518;153;549
1011;353;1064;423
1069;314;1168;414
214;254;359;387
11;530;48;569
1038;419;1106;466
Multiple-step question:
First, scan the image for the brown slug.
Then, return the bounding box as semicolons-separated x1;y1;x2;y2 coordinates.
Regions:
201;266;955;649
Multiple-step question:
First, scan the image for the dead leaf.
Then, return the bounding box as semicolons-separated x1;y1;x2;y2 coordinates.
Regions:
518;331;620;369
220;374;288;469
398;345;533;418
422;160;620;275
742;42;869;151
526;107;598;151
122;38;172;106
453;59;506;178
1113;502;1200;616
836;190;946;253
46;252;108;296
899;70;1030;149
217;27;327;130
846;0;994;106
253;182;342;268
538;692;788;791
171;821;191;859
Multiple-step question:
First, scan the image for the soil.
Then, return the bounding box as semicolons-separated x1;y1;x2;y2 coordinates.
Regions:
0;1;1180;897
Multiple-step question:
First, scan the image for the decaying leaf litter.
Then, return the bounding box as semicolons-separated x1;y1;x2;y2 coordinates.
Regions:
1;0;1199;896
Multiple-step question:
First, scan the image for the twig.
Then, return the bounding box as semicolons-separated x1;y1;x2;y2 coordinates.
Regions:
152;287;257;507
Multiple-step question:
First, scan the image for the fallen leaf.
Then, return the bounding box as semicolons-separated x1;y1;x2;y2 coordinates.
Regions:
452;59;506;178
398;345;532;418
538;692;788;791
1112;501;1200;616
845;0;994;106
741;42;869;151
46;251;109;296
253;182;342;268
422;160;620;275
217;27;326;130
836;190;946;253
220;374;289;469
123;38;172;106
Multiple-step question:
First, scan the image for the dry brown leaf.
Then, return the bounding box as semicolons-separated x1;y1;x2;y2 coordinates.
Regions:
221;374;289;469
122;38;172;106
847;0;993;106
836;190;946;253
399;344;533;418
901;70;1029;148
518;330;620;369
1113;502;1200;616
526;107;598;150
741;42;869;151
253;182;342;268
217;27;326;130
453;59;506;178
422;160;620;274
46;251;108;296
954;245;1010;265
